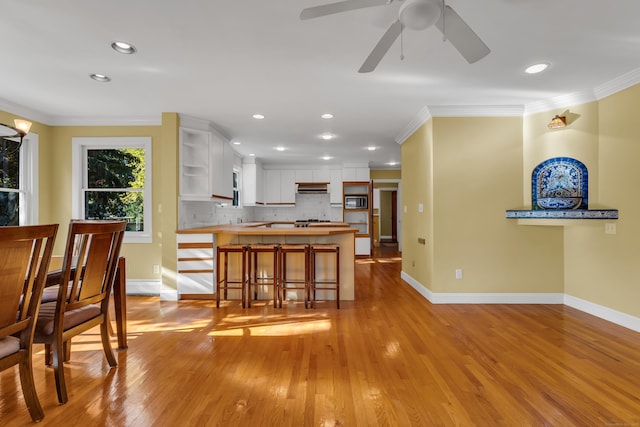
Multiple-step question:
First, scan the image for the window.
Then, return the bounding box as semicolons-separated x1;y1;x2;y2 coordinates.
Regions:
0;134;38;226
72;137;152;243
232;169;240;207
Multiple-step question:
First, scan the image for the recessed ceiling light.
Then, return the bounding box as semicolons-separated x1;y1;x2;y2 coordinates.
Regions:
111;41;137;54
321;156;333;160
233;141;241;145
249;153;255;157
524;63;549;74
321;133;335;140
90;73;111;82
367;146;376;151
387;161;399;166
321;113;334;119
275;146;286;151
252;114;265;120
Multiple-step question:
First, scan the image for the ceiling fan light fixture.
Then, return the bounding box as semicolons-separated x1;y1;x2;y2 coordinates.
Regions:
399;0;442;31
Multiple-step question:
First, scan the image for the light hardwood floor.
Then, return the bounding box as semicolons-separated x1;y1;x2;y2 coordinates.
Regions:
1;245;640;426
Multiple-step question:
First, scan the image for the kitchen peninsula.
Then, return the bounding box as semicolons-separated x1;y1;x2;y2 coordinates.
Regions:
176;222;357;301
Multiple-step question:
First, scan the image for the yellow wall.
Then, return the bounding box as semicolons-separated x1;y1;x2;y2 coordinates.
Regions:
431;116;564;293
401;120;433;288
401;116;564;295
379;191;393;236
400;84;640;319
371;169;401;180
1;110;179;287
562;86;640;316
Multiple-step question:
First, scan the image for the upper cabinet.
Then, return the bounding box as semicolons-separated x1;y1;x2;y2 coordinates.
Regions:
280;170;296;204
342;166;370;181
210;130;234;201
264;169;295;205
179;127;211;200
329;169;342;205
179;115;234;202
242;159;264;206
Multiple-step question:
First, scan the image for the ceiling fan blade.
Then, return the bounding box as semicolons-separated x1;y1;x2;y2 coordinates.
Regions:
435;5;490;64
358;19;402;73
300;0;390;20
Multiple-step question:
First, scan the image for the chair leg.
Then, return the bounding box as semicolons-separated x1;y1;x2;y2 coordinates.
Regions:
101;319;118;367
44;343;52;366
52;339;68;404
18;354;44;422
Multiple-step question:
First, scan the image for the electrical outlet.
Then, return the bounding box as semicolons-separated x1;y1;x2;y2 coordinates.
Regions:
605;223;616;235
455;269;463;280
153;264;160;274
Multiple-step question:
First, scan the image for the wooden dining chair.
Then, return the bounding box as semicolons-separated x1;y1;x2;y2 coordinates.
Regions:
0;224;59;422
33;220;126;404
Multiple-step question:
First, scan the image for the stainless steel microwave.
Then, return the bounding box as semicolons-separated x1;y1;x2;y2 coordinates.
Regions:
344;195;367;209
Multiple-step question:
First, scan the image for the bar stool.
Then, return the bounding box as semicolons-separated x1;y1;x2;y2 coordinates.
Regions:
216;244;248;308
247;243;280;308
279;244;310;308
309;244;340;309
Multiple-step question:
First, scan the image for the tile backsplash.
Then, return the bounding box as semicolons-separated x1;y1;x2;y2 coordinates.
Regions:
179;193;342;229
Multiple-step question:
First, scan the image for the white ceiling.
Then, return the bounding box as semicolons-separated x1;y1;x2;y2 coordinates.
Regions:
2;0;640;168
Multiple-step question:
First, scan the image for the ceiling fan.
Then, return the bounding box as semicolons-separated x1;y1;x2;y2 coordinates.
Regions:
300;0;490;73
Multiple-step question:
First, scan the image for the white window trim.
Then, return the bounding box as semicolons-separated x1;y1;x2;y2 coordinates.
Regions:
0;132;38;225
72;137;152;243
22;133;39;225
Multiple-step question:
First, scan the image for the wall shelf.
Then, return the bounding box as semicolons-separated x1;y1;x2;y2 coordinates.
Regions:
506;209;618;226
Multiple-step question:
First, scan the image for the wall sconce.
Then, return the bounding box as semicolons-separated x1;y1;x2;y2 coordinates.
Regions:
548;115;567;129
0;119;32;154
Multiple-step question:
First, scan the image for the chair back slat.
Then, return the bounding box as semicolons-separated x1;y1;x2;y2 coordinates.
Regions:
0;224;58;340
0;240;33;329
55;220;126;316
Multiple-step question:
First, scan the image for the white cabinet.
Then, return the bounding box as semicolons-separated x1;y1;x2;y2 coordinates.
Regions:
262;169;297;205
329;169;342;205
264;170;281;204
242;159;264;206
177;234;214;296
295;169;313;183
280;169;296;204
342;167;370;181
179;115;234;202
312;169;331;183
210;131;234;201
179;127;211;200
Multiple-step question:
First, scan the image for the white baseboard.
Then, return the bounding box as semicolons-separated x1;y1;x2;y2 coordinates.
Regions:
564;294;640;333
125;279;178;301
401;271;639;332
125;279;161;295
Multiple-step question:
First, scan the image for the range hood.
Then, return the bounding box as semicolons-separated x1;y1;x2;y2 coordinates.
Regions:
296;182;329;194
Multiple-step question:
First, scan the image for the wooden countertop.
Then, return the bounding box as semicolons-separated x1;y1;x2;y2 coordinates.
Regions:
176;222;357;235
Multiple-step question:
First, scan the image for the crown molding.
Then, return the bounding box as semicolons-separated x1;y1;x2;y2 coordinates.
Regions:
0;98;161;126
0;98;54;124
395;105;523;145
429;105;524;117
594;66;640;100
49;115;162;126
395;106;431;145
524;91;598;115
